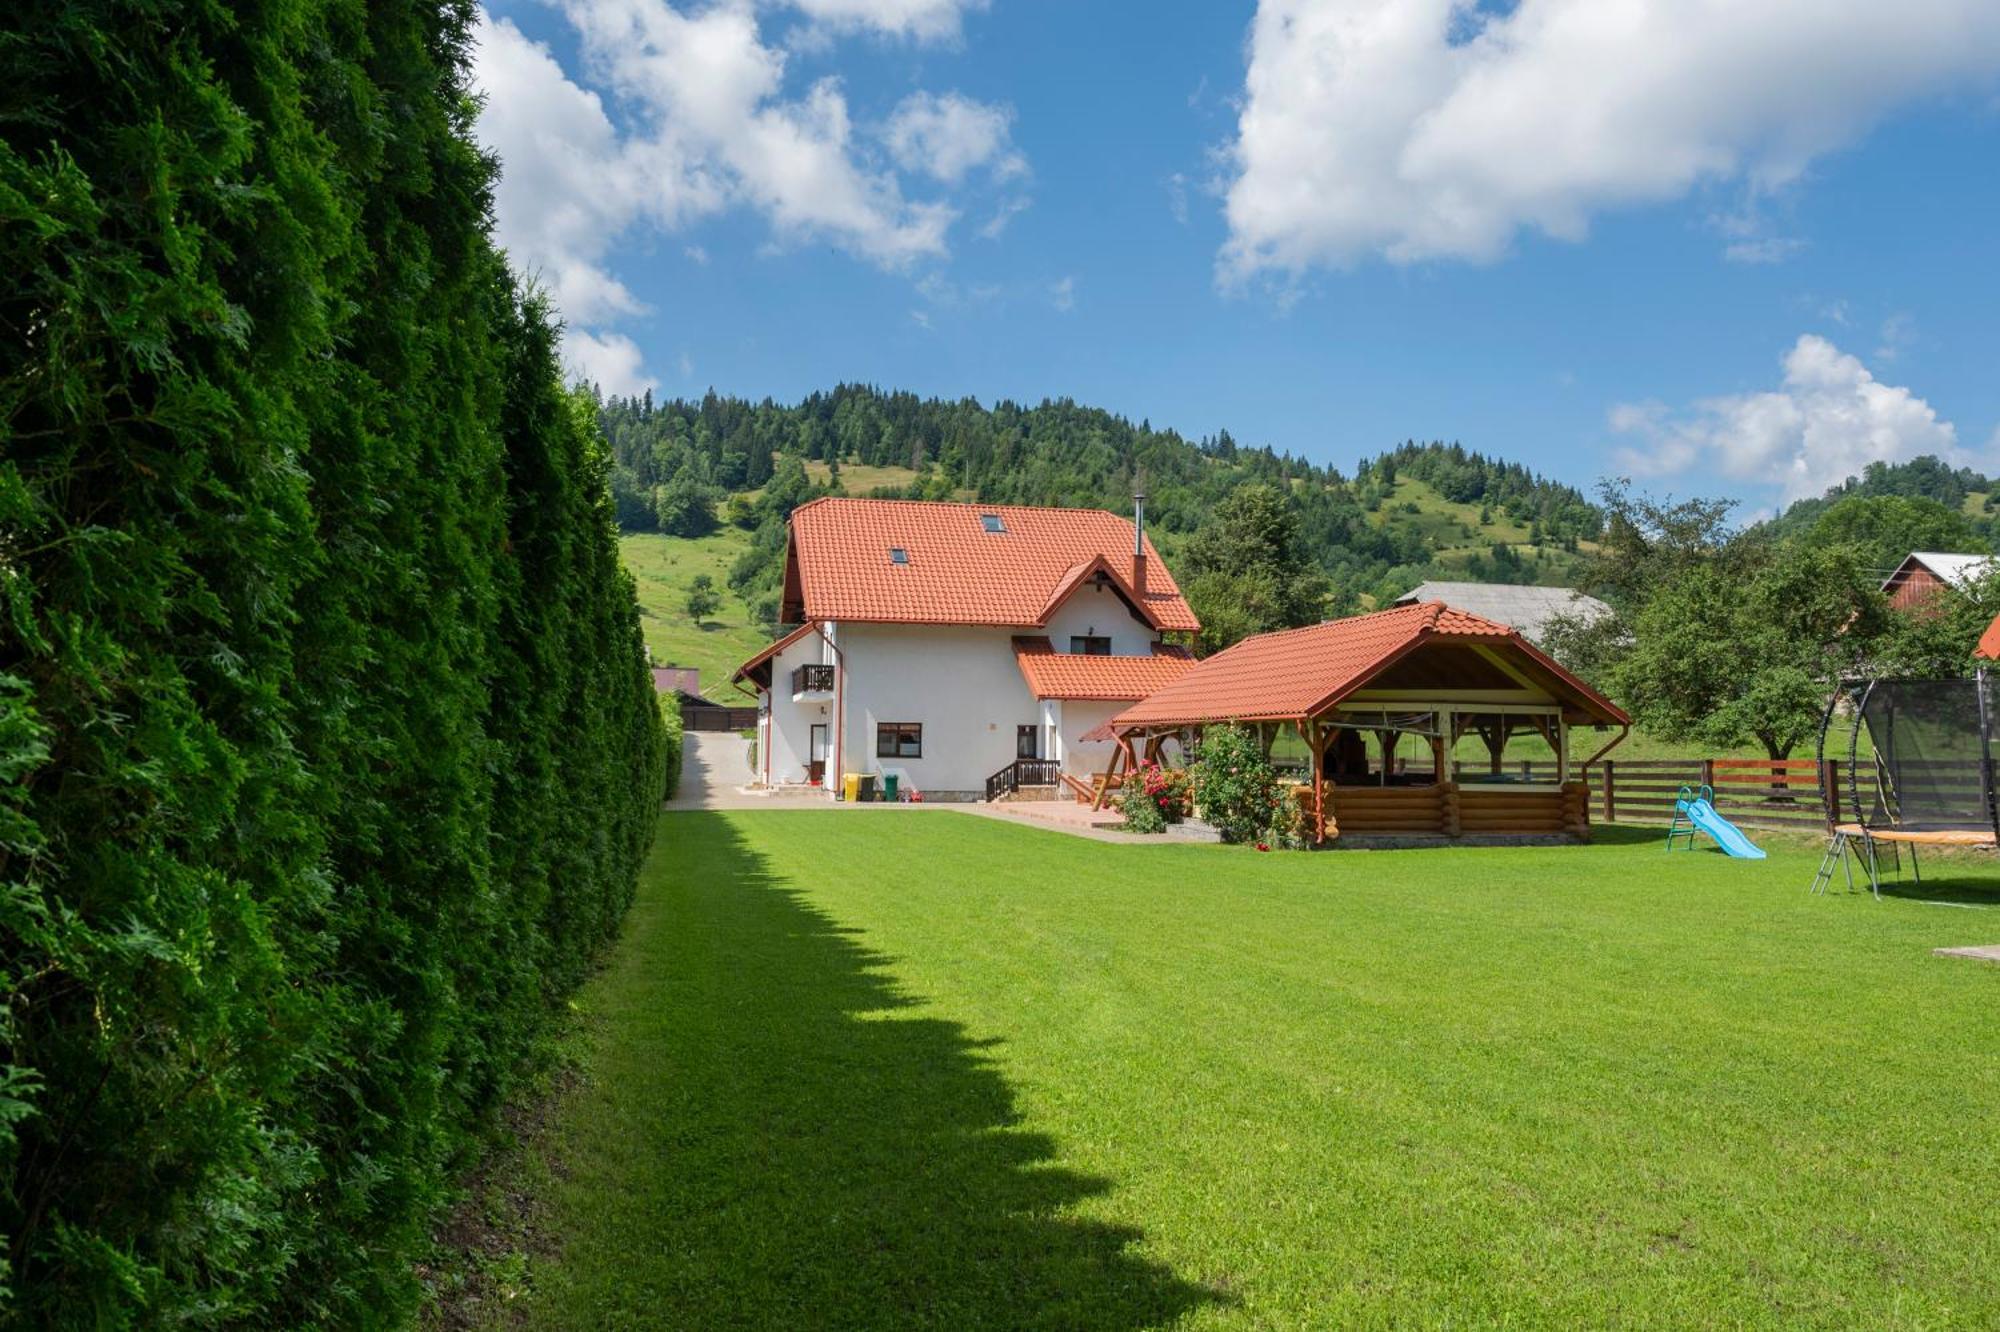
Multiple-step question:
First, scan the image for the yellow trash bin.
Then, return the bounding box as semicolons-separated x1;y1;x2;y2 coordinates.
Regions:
841;772;861;803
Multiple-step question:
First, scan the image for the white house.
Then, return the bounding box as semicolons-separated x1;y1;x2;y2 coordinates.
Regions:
733;496;1200;800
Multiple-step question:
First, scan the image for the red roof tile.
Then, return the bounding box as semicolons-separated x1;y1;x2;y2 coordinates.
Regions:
783;497;1199;631
1012;637;1197;700
1979;612;2000;660
1110;601;1628;728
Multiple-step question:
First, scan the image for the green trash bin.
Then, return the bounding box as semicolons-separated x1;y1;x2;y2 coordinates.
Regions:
882;773;899;802
858;774;877;803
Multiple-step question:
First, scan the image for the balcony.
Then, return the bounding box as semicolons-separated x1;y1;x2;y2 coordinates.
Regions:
791;663;835;698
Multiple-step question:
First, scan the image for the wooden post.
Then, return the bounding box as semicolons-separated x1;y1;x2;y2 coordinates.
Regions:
1824;758;1841;830
1309;722;1330;844
1601;759;1616;824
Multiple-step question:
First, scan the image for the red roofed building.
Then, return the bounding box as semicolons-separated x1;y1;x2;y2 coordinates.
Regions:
1104;602;1629;844
735;496;1198;798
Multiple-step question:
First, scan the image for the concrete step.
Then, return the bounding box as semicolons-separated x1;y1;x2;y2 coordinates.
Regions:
1167;819;1223;843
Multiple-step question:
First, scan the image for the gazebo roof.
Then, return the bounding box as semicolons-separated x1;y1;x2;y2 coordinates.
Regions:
1108;601;1628;731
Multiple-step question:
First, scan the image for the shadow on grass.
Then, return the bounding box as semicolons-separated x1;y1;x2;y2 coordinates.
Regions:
1877;876;2000;907
1592;824;1667;848
561;812;1224;1329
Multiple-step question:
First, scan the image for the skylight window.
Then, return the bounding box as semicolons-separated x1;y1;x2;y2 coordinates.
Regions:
980;513;1006;533
889;547;908;565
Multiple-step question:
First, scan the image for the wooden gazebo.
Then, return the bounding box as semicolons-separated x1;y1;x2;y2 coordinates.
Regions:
1099;601;1629;844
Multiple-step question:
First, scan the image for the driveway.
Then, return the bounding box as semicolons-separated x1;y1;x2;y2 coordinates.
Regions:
667;730;767;810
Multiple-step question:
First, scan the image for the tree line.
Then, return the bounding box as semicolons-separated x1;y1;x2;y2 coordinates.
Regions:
1547;475;2000;759
599;387;1607;630
1;1;664;1324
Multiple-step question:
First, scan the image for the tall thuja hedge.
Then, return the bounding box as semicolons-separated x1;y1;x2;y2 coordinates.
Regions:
0;0;663;1324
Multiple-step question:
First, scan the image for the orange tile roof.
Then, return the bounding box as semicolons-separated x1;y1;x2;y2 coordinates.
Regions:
1012;637;1197;701
1110;601;1628;729
1980;613;2000;660
784;497;1199;631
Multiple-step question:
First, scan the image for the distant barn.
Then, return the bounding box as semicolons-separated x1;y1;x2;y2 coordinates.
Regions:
1392;582;1609;646
651;665;702;697
1879;551;1995;613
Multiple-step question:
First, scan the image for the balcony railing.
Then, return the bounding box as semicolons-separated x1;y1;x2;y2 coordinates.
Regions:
791;663;835;696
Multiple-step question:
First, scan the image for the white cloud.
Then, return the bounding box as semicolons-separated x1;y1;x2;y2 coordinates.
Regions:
785;0;987;43
1049;275;1075;312
1876;311;1917;363
473;14;719;325
474;1;1021;390
976;196;1031;239
1609;335;1974;502
558;0;953;267
1724;236;1807;265
1165;172;1189;225
566;329;658;396
1221;0;2000;283
883;90;1024;184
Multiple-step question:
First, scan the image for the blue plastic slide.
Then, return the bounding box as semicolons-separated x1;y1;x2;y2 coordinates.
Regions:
1667;784;1767;859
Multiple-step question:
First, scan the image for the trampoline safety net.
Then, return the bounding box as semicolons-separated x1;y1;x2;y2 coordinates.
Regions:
1846;677;1999;834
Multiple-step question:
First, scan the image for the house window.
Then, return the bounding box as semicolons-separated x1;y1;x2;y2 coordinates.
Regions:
980;513;1006;533
876;722;922;759
1069;635;1111;655
889;547;909;565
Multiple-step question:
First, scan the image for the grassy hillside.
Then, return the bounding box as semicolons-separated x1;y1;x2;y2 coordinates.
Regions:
1367;477;1593;587
621;530;764;701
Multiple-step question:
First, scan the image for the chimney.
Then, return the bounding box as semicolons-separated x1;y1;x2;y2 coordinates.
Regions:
1132;476;1148;600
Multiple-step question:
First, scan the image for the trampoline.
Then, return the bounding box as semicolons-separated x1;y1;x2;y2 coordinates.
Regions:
1810;672;2000;897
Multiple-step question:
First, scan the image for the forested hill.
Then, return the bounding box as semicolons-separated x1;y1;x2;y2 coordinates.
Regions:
1758;455;2000;550
600;385;1604;611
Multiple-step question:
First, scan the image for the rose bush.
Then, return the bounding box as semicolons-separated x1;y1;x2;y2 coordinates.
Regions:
1189;724;1286;844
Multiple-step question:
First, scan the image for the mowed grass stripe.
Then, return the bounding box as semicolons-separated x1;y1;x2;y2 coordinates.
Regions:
508;811;2000;1329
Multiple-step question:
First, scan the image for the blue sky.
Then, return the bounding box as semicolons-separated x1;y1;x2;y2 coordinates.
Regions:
474;0;2000;515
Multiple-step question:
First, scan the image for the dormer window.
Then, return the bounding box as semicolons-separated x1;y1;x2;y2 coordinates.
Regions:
980;514;1006;533
889;547;909;565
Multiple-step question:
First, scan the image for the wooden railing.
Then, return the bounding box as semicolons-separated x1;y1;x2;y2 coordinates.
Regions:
984;758;1060;801
790;663;835;695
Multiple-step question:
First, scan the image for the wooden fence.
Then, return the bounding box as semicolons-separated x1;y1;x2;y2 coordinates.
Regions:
680;703;758;732
1275;755;1925;834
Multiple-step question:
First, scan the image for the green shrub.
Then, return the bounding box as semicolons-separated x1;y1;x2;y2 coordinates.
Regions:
1190;725;1286;843
0;0;663;1324
662;698;686;800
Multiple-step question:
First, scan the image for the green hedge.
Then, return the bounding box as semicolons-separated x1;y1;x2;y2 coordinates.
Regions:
0;0;664;1324
661;698;686;801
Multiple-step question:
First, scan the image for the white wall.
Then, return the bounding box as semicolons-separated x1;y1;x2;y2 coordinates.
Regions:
1058;698;1127;777
1040;579;1157;656
836;622;1041;796
758;580;1167;797
760;628;834;788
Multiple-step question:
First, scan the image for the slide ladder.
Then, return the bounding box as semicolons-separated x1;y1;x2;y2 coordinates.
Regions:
1667;784;1766;860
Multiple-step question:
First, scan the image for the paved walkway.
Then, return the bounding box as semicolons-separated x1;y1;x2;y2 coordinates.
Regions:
955;800;1175;845
666;738;1179;845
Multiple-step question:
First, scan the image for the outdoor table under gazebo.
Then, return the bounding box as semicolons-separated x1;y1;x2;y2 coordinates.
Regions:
1094;601;1630;844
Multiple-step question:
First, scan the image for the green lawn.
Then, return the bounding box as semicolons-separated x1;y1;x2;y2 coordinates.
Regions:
480;812;2000;1329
